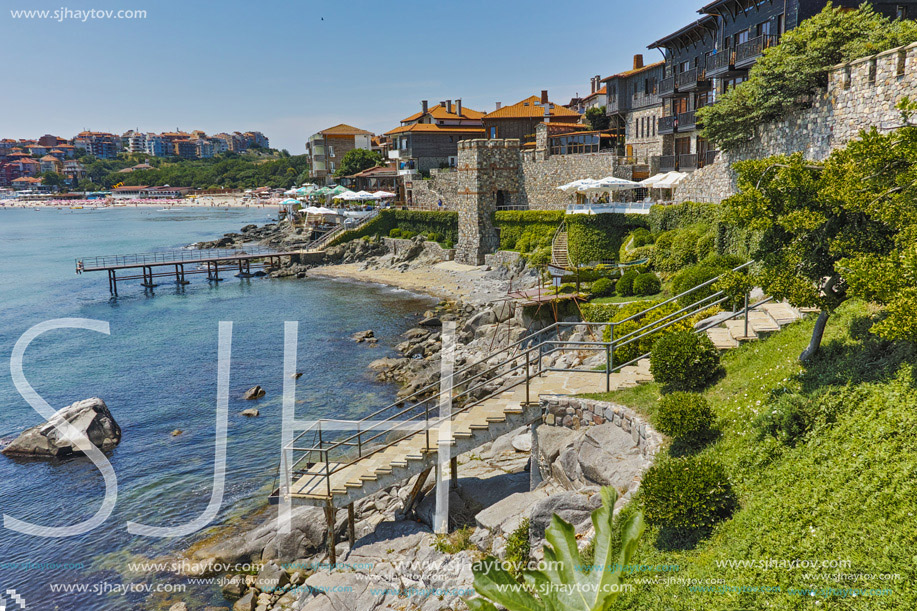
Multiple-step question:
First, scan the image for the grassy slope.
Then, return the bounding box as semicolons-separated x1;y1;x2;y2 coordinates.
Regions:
585;301;917;610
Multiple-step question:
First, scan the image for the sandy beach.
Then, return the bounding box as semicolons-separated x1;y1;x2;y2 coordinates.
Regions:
309;259;527;304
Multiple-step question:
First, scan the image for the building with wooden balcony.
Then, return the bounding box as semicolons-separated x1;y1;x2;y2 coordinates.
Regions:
648;17;716;175
386;100;485;174
482;91;581;145
644;0;917;174
601;55;666;163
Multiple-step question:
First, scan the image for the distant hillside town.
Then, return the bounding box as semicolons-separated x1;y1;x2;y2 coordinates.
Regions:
0;130;269;189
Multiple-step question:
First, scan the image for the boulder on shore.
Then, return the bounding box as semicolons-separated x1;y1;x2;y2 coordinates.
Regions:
242;386;265;400
2;397;121;458
240;409;259;418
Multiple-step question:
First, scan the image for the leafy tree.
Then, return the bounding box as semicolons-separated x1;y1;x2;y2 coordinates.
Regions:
585;105;611;131
724;153;893;361
467;487;643;611
334;149;383;177
821;108;917;342
699;4;917;150
40;172;65;188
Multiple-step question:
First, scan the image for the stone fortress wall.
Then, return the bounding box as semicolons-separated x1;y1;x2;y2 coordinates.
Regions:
676;41;917;204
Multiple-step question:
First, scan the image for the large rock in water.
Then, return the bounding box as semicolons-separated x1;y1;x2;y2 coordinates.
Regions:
2;398;121;458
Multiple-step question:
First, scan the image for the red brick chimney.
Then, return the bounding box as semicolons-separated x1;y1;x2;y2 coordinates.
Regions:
541;90;549;104
633;54;644;70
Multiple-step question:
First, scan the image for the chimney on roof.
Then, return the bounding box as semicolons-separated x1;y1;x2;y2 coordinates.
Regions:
446;100;453;114
422;100;428;113
633;54;644;70
590;78;596;94
456;99;462;116
496;102;502;110
541;90;549;105
595;74;601;90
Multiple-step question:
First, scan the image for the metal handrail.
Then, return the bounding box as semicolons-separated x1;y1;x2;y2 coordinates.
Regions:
288;261;764;496
77;245;284;270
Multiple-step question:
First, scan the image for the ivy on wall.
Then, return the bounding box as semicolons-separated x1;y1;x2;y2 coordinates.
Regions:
327;210;458;247
566;214;647;266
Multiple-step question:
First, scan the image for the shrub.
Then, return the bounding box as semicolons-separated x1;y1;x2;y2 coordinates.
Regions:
654;392;714;439
389;228;402;238
401;230;416;240
652;229;701;272
671;265;721;307
567;214;647;266
632;272;661;296
695;233;715;260
640;455;737;531
616;269;639;297
504;518;531;580
526;245;551;266
650;331;721;393
753;393;814;447
434;525;476;554
631;227;656;248
590;277;615;298
622;244;654;263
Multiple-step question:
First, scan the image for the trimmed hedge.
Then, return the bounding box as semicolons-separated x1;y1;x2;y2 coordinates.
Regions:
647;201;722;234
650;331;721;393
640;455;737;531
590;277;615;298
654;392;714;439
632;272;661;296
567;214;647;266
328;210;458;247
494;210;564;253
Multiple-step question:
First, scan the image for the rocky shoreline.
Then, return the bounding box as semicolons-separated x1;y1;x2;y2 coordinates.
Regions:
165;220;658;611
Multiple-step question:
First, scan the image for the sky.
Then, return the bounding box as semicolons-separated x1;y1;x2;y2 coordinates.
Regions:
0;0;703;153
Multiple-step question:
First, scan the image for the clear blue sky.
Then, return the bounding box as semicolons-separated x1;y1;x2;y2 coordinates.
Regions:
2;0;701;153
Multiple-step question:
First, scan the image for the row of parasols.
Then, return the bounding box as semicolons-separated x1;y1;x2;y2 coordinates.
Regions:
283;183;396;201
556;171;688;194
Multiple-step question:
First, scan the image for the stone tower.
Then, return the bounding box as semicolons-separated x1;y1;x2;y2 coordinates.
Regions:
455;139;523;265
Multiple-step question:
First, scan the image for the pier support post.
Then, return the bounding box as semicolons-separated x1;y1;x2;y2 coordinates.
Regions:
325;501;336;566
347;503;355;547
109;270;118;295
450;456;458;490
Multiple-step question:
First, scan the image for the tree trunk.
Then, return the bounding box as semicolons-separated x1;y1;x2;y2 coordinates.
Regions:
799;310;830;363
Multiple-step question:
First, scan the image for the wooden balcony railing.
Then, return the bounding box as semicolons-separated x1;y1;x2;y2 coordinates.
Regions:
735;35;778;67
658;75;676;97
677;110;697;131
700;150;720;168
658;115;677;134
679;153;698;171
632;92;661;109
657;155;677;172
708;50;735;75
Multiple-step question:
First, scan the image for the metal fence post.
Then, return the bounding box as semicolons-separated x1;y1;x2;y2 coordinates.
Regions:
525;349;531;405
744;291;749;339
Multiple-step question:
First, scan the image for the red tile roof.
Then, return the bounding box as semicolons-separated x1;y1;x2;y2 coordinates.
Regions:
385;124;486;136
400;102;486;123
484;96;582;120
318;124;374;136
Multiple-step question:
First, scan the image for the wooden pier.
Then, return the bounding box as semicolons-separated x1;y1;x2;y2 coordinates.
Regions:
76;246;307;294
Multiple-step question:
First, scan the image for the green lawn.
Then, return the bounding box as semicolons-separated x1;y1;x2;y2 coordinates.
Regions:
584;301;917;610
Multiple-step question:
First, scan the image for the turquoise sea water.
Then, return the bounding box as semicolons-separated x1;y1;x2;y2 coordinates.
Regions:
0;207;434;609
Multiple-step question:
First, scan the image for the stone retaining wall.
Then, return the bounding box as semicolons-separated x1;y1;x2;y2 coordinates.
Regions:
519;153;622;210
412;169;458;210
540;395;664;460
676;41;917;204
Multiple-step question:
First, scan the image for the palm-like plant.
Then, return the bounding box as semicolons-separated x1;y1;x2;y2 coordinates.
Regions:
467;487;644;611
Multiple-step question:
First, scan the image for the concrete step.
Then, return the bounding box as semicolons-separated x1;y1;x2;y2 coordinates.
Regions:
706;327;739;350
759;302;801;326
724;319;757;342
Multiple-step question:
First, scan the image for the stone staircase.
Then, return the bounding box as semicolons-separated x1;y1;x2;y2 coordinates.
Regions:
288;363;652;509
703;301;806;350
